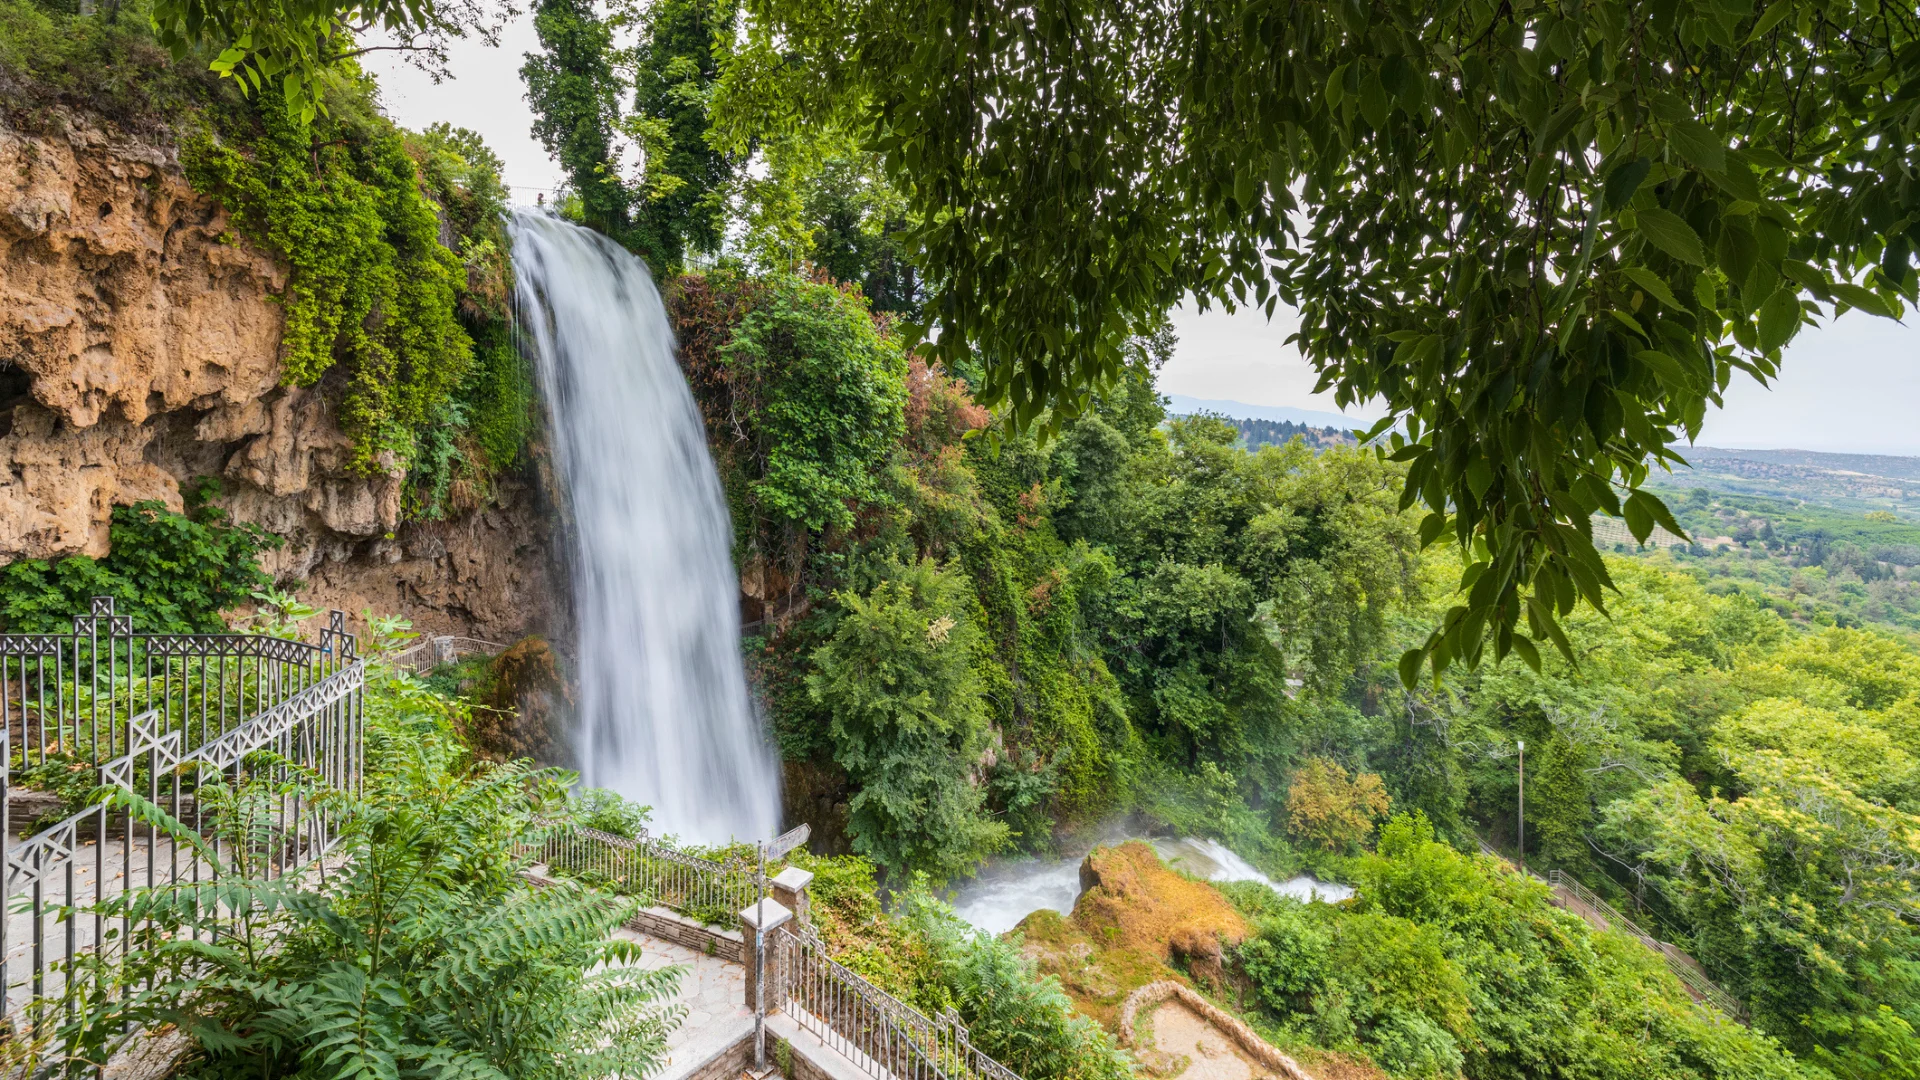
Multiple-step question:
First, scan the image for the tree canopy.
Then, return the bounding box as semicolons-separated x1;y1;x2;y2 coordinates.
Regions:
721;0;1920;682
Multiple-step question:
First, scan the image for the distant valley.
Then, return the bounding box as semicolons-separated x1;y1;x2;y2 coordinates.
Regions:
1651;445;1920;521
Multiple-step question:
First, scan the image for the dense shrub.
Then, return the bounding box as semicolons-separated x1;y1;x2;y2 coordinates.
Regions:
0;0;229;132
1229;814;1811;1080
0;499;274;633
794;854;1133;1080
717;275;908;533
1285;756;1392;852
186;90;473;474
807;559;1007;880
896;886;1135;1080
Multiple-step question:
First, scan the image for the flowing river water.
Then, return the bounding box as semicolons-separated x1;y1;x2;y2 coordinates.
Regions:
951;833;1354;935
511;210;780;845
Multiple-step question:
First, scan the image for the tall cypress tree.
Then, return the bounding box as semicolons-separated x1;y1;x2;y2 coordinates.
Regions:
629;0;739;268
522;0;633;244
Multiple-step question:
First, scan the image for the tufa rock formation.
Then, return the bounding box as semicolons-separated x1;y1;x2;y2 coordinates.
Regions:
0;112;560;640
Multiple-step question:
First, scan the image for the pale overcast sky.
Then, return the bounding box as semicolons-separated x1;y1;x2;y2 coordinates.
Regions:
367;27;1919;458
1166;300;1920;456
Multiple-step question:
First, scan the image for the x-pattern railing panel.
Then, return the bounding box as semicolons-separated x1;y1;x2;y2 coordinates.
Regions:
1;598;365;1019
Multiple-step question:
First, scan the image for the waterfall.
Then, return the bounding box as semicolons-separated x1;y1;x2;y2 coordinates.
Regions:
509;210;780;845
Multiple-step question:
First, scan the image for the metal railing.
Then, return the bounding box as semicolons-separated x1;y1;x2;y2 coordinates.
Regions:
773;922;1021;1080
2;598;365;1014
385;635;508;675
527;822;759;926
534;824;1028;1080
1548;869;1748;1022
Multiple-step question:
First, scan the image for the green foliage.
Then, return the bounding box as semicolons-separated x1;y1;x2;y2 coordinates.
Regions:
570;786;654;839
1598;744;1920;1068
893;884;1136;1080
460;321;538;473
807;559;1007;881
792;155;920;311
1078;407;1416;807
523;0;741;272
0;0;230;129
677;291;1416;874
148;0;501;122
186;88;473;474
47;656;683;1080
3;3;526;503
718;275;908;532
727;0;1920;685
0;499;274;633
524;0;635;245
1372;558;1920;1070
1231;814;1811;1080
623;0;739;267
1620;486;1920;633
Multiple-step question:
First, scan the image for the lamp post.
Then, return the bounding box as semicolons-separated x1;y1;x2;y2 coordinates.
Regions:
1516;739;1525;872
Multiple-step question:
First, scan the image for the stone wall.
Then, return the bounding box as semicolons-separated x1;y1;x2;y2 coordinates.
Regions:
628;905;745;964
1117;981;1316;1080
0;111;562;641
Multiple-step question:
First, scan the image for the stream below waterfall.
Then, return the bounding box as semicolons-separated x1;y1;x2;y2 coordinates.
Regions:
950;834;1354;935
511;210;780;845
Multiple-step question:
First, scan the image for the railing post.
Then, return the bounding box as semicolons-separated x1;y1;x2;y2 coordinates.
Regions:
770;866;814;927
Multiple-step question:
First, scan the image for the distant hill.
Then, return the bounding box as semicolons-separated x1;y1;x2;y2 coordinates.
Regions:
1163;395;1376;432
1683;447;1920;483
1652;446;1920;521
1217;416;1357;452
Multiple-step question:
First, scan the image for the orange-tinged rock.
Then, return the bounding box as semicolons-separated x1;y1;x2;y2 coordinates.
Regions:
1075;841;1248;966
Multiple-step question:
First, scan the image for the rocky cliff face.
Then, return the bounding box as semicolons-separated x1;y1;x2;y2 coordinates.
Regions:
0;112;562;641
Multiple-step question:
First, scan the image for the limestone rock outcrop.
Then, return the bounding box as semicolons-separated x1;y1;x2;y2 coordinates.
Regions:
0;112;560;641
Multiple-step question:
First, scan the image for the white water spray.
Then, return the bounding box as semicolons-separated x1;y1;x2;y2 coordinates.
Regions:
510;210;780;844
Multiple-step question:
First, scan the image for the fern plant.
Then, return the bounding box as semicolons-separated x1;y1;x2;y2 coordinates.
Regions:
50;738;684;1080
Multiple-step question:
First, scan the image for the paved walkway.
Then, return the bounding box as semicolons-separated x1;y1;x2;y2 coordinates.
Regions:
613;925;754;1080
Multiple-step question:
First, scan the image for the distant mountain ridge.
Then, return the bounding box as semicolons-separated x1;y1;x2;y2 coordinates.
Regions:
1652;445;1920;521
1163;394;1377;432
1682;446;1920;483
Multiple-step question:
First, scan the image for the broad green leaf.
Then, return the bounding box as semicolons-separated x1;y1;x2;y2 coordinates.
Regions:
1608;309;1647;337
1534;102;1584;153
1747;0;1793;41
1756;287;1802;352
1621;267;1684;310
1637;209;1707;266
1511;633;1542;673
1828;281;1896;318
1666;118;1726;172
1708;162;1764;203
1604;157;1651;211
1622;495;1654;543
1398;647;1425;690
1636;349;1689;385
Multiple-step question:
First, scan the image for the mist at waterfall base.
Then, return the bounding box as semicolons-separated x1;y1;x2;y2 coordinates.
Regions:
950;835;1353;936
510;211;780;845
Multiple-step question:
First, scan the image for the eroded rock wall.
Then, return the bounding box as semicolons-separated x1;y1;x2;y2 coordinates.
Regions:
0;113;562;641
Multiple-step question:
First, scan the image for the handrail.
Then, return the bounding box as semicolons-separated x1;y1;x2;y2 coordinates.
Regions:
526;821;759;925
1547;869;1748;1022
775;922;1021;1080
1;598;365;1017
543;825;1028;1080
1472;835;1747;1024
385;635;509;673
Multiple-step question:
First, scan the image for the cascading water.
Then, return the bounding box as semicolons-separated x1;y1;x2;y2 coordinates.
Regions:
510;210;780;845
